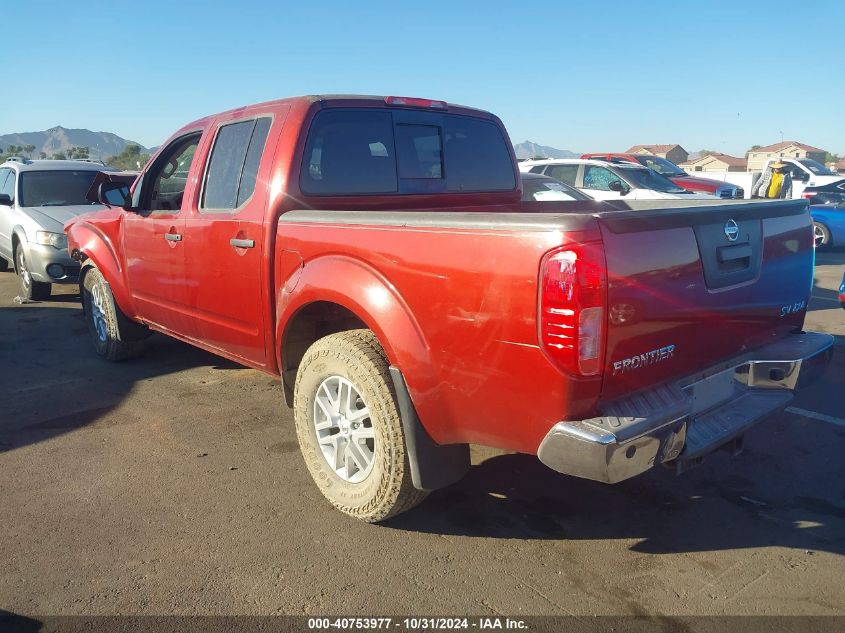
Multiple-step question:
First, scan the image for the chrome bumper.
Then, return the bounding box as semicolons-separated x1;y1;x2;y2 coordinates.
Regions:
537;331;834;484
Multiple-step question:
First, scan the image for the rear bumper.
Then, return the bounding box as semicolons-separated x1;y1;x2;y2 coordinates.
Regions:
537;331;834;484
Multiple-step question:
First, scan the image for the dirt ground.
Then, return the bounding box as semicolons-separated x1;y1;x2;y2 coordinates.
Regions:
1;249;843;618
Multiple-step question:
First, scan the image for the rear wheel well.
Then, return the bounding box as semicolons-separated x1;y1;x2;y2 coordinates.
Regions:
281;301;368;405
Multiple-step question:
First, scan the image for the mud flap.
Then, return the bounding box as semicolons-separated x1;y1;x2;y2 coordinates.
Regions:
389;366;470;491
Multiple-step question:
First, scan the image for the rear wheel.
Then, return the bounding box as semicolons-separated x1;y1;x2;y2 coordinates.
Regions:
15;246;51;301
813;222;831;249
293;329;428;522
81;268;147;361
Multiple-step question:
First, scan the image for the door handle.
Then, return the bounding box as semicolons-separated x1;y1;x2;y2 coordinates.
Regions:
230;238;255;249
164;233;182;242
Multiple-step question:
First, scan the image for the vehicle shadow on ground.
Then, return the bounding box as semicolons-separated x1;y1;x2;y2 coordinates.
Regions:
0;302;243;454
388;430;845;556
0;610;41;633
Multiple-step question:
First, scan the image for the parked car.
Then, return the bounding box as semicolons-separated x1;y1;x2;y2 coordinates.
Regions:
521;158;715;200
66;94;832;523
809;202;845;248
520;172;591;201
0;158;110;300
840;272;845;309
582;152;744;199
801;179;845;205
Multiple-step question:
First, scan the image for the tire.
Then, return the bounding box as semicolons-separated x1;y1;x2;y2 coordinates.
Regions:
0;257;9;272
15;246;51;301
813;222;831;249
81;267;147;361
293;329;428;522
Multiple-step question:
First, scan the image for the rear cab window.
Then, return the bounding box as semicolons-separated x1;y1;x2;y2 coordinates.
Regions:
300;108;515;196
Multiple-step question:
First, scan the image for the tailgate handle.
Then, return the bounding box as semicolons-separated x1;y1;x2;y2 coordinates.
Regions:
718;243;751;263
164;232;182;242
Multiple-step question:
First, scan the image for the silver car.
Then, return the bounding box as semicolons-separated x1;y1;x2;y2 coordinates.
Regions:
0;158;107;300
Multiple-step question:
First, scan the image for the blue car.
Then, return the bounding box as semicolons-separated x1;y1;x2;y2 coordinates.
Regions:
810;202;845;249
840;272;845;309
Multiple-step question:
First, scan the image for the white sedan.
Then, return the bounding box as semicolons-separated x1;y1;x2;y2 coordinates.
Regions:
520;158;716;201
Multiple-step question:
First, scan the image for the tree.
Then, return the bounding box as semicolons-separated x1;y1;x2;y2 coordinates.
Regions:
24;144;36;158
52;151;67;160
824;152;840;164
105;143;150;170
750;145;762;150
697;149;719;157
39;152;47;159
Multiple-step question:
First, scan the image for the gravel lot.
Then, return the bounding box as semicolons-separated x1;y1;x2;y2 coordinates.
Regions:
1;249;843;618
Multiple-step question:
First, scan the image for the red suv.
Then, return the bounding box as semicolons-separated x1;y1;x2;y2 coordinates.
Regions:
582;152;744;199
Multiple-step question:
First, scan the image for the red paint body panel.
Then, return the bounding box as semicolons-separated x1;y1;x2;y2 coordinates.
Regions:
65;95;816;458
274;222;603;452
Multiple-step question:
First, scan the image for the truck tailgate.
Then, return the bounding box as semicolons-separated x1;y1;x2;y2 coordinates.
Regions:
597;199;814;400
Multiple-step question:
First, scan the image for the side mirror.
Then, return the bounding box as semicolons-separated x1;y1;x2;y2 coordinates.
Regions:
98;181;131;208
0;193;11;206
608;180;629;195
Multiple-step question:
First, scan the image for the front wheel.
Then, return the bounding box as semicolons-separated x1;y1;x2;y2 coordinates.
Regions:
81;268;147;361
813;222;831;249
15;247;51;301
293;329;428;522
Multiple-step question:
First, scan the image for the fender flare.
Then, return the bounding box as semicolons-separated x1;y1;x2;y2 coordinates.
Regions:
66;221;136;318
276;254;432;389
276;254;469;490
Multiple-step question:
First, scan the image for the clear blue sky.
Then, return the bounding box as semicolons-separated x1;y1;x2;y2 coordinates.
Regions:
5;0;844;156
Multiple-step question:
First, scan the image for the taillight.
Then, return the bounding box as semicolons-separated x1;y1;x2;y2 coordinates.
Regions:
385;96;447;109
539;242;607;376
803;192;815;199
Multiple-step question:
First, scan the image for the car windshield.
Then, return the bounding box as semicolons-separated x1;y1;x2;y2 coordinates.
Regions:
798;159;834;176
619;167;686;193
19;170;100;207
635;155;686;177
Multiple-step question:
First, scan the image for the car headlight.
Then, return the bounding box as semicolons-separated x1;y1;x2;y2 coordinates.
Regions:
35;231;68;250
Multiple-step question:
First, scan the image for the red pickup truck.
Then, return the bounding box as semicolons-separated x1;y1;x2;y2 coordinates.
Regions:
66;95;833;523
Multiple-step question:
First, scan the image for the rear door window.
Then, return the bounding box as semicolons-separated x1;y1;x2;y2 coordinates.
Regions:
202;117;272;211
300;109;515;196
546;164;578;185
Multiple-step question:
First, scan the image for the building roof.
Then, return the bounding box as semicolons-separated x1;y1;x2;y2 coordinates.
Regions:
752;140;826;154
680;153;747;168
835;158;845;170
626;144;684;154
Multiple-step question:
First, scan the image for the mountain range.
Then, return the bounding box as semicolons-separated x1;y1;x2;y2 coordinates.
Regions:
0;126;150;160
513;140;579;160
2;128;577;164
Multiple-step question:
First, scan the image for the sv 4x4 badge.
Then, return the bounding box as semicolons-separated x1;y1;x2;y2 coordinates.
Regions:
780;300;806;317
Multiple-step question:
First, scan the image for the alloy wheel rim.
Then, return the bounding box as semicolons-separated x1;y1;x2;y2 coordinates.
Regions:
813;224;826;248
89;284;109;343
313;375;376;483
17;250;31;291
